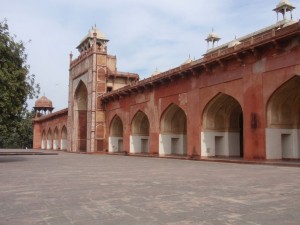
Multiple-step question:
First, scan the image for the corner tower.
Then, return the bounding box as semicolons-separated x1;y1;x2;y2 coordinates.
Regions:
68;26;138;153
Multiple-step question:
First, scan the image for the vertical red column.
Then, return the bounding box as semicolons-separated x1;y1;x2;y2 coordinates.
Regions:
33;122;41;149
187;89;201;158
243;68;266;160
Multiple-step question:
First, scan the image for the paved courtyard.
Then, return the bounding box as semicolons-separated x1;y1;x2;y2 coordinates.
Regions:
0;151;299;225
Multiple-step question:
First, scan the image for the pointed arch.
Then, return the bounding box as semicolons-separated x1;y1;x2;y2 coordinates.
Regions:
160;104;187;134
74;80;88;152
41;130;46;150
110;115;123;137
61;126;68;150
47;129;53;150
75;80;88;111
53;127;59;150
202;93;242;131
266;76;300;159
130;111;150;154
132;111;150;136
159;104;187;155
109;115;123;152
201;93;243;157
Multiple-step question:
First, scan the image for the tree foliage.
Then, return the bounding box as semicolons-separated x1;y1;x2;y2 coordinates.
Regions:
1;110;35;148
0;19;40;148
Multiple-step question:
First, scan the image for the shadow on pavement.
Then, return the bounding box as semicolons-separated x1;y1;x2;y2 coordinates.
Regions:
0;156;29;163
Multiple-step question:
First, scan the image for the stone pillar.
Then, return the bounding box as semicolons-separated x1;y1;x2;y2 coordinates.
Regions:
33;122;41;149
243;63;266;160
186;89;200;158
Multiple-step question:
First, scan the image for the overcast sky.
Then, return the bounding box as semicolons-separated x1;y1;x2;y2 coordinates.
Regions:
1;0;300;110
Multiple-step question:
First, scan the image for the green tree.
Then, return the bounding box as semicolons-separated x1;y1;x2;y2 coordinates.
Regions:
0;19;40;148
1;110;35;148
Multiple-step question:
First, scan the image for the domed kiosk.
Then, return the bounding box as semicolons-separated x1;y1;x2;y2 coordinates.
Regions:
34;96;54;117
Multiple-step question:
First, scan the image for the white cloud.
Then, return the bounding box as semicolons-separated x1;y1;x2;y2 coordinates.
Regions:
1;0;299;110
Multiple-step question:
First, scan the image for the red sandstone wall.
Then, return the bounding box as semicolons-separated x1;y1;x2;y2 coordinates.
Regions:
33;110;68;149
104;33;300;160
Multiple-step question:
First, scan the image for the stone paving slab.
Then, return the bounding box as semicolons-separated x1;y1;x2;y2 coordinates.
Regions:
108;152;300;168
0;151;299;225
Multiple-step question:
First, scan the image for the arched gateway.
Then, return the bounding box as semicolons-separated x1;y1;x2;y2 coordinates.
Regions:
53;127;59;150
159;104;187;156
47;129;53;150
61;126;68;150
74;81;88;152
130;111;150;154
201;93;243;158
109;115;123;153
266;76;300;159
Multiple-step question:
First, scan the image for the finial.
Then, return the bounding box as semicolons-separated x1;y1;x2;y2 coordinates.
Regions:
69;51;73;62
182;54;193;65
151;66;160;77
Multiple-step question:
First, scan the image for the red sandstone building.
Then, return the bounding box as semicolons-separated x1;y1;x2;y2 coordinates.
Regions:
33;1;300;160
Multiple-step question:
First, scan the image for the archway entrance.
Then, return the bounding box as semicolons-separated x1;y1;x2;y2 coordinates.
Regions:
53;127;59;150
61;126;68;150
74;81;88;152
47;129;53;150
109;116;123;153
266;76;300;159
201;93;243;158
159;104;187;156
130;111;150;154
41;131;46;149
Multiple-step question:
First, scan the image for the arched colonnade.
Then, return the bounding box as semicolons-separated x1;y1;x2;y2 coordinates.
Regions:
108;76;300;160
41;126;68;150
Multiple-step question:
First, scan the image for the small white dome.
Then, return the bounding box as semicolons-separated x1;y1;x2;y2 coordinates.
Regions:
80;27;107;44
181;56;193;65
206;32;221;41
228;39;241;48
151;68;160;77
276;0;294;8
